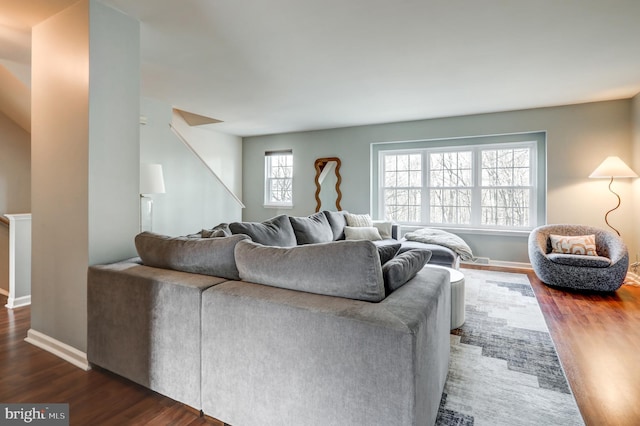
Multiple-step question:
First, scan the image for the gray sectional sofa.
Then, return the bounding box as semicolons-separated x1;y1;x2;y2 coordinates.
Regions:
88;211;452;426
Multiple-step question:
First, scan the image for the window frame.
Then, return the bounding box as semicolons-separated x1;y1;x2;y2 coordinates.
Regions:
372;132;546;232
264;150;294;208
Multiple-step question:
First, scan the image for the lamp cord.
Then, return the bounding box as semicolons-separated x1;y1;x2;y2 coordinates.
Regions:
604;176;621;236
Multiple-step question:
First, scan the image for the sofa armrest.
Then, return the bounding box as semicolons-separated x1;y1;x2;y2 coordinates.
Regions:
200;267;450;426
392;223;399;240
88;260;227;409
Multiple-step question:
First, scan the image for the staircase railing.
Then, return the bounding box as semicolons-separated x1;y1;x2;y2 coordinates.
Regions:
3;213;31;309
169;124;245;209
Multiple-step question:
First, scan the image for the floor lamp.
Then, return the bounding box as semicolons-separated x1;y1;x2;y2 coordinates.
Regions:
589;156;637;236
140;163;166;232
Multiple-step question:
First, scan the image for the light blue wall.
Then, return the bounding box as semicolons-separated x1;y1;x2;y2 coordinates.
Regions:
140;97;243;236
243;100;635;263
31;0;139;352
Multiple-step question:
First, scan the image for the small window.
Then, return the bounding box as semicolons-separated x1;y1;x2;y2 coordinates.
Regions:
265;150;293;207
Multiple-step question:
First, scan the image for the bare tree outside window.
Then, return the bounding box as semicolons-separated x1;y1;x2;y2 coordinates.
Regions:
383;153;422;222
429;151;472;225
481;148;530;227
380;142;535;229
265;152;293;206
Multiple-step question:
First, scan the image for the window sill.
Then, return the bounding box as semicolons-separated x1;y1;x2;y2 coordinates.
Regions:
399;225;531;238
263;204;294;209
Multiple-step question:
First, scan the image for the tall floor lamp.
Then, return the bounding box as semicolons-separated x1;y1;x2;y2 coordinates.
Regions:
140;163;166;232
589;156;637;236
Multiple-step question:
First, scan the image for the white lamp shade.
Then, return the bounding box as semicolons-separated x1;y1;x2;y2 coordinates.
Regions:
589;156;638;178
140;163;166;194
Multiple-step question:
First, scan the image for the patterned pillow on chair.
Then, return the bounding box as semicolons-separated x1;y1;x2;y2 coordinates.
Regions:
549;234;597;256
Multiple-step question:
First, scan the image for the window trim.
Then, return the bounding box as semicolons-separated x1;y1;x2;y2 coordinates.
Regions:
264;150;293;208
371;132;546;231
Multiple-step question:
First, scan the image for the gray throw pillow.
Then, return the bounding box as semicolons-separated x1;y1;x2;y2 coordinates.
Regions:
229;215;297;247
323;210;349;240
382;248;432;295
377;243;401;265
289;212;334;245
234;239;385;302
202;223;231;238
135;232;249;280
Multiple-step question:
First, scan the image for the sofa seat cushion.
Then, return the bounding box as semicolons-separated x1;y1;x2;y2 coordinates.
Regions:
229;214;297;247
547;253;612;268
289;212;334;245
135;232;249;280
234;239;385;302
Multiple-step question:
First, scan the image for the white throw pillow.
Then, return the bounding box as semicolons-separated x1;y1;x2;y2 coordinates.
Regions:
549;234;597;256
345;213;373;227
344;226;382;241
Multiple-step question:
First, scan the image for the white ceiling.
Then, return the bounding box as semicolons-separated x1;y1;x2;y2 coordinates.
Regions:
3;0;640;137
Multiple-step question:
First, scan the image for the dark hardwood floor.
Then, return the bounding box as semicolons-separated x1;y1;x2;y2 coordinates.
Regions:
529;273;640;426
0;295;222;425
2;269;640;425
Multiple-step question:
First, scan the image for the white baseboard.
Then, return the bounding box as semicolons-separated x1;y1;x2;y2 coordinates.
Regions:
5;294;31;309
462;259;532;270
624;271;640;287
25;329;91;371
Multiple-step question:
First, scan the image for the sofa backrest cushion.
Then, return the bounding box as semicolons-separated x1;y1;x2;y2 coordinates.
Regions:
229;215;297;247
382;248;432;295
234;239;385;302
135;232;249;280
289;212;334;245
322;210;349;240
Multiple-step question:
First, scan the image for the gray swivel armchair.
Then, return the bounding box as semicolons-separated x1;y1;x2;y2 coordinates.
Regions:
528;224;629;291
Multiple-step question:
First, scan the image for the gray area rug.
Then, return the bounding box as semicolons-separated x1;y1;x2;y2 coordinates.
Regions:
435;269;584;426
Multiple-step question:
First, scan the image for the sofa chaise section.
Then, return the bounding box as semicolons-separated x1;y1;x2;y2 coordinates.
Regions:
87;259;228;409
200;266;451;426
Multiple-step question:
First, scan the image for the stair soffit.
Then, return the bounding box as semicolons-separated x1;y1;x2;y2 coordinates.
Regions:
174;109;223;127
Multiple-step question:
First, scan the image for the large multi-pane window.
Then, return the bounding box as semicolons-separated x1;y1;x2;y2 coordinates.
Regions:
264;150;293;207
379;141;537;230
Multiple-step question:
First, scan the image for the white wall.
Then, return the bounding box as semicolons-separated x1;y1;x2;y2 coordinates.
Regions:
0;112;30;293
0;112;30;215
172;110;243;201
31;0;139;352
243;99;637;263
140;97;243;237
